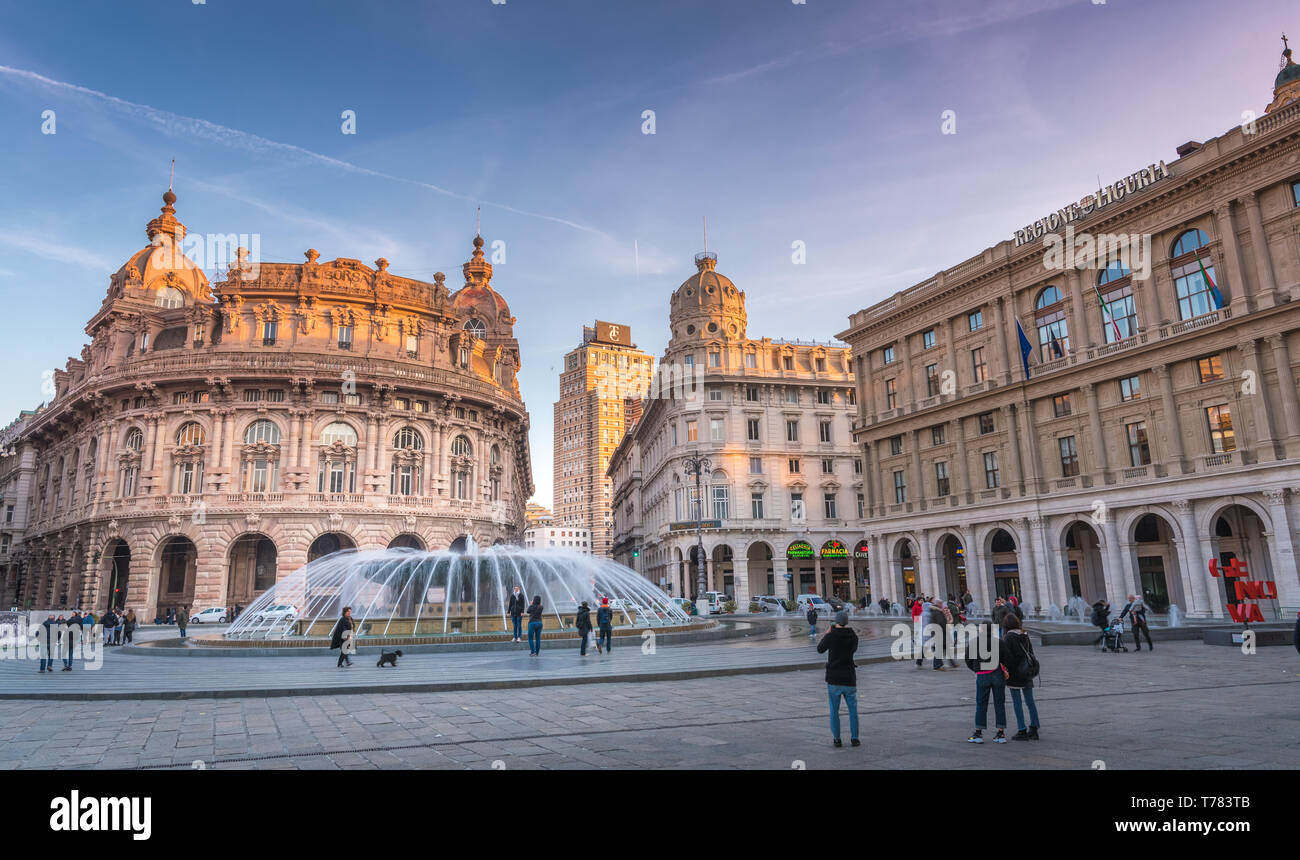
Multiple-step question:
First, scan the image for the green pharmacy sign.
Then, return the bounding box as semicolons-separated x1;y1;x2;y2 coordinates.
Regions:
787;540;814;559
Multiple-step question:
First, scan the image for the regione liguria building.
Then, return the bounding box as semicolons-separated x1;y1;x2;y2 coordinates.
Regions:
838;43;1300;619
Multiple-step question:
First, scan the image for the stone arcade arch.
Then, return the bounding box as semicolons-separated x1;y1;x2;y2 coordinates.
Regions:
934;533;966;601
308;532;356;562
101;538;131;612
746;541;774;600
226;533;278;609
156;536;198;616
1126;512;1184;613
984;527;1021;601
1207;502;1279;619
890;536;919;599
388;534;426;550
1060;520;1106;606
711;544;734;598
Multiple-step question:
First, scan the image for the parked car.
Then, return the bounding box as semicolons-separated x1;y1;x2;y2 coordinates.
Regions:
795;594;833;614
251;604;297;625
189;607;228;624
754;595;785;613
824;596;846;611
701;591;728;614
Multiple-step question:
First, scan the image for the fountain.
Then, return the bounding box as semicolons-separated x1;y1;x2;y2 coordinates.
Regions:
1046;604;1064;622
223;546;692;640
1166;604;1184;627
1065;595;1091;623
889;602;904;617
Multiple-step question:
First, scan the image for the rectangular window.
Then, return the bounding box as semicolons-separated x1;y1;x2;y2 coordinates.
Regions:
823;493;838;519
671;424;678;446
815;356;827;372
338;324;353;350
1292;179;1300;207
893;470;906;504
889;435;902;456
745;352;757;368
1127;422;1152;466
262;320;277;345
1205;405;1236;453
708;388;723;401
788;458;800;473
708;350;721;368
751;492;765;519
1120;375;1141;401
405;333;418;356
821;457;834;474
882;345;896;365
923;329;936;350
243;389;262;402
5;505;13;524
344;393;362;406
749;456;763;474
968;310;983;331
853;458;863;474
684;354;695;368
786;419;799;442
931;425;946;445
817;389;831;404
885;378;898;409
266;389;284;402
972;347;988;383
686;420;698;442
1059;436;1080;477
1053;393;1072;417
782;355;794;370
978;412;995;434
747;418;761;441
984;452;1000;488
746;385;760;402
710;418;724;442
1197;354;1225;383
321;391;340;404
856;493;865;519
925;363;939;396
395;397;410;410
819;421;832;443
784;389;798;404
935;461;950;496
791;492;805;520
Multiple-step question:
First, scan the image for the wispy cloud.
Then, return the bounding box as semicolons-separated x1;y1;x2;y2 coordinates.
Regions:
0;64;614;240
0;228;111;270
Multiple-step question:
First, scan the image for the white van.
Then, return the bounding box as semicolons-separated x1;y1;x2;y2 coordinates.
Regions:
795;594;832;615
702;591;728;614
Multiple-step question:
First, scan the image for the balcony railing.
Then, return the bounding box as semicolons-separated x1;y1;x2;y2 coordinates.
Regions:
1203;451;1237;468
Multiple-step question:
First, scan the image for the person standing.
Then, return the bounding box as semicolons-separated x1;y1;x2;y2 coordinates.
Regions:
507;586;526;643
330;607;354;668
526;595;544;656
122;608;137;645
817;610;860;748
596;598;613;654
991;597;1009;628
1090;599;1111;647
101;608;117;645
927;599;948;670
966;622;1008;744
176;606;189;641
36;614;56;673
1120;594;1153;651
575;601;592;656
1001;614;1040;740
912;595;927;667
806;604;819;639
878;597;890;614
62;613;81;671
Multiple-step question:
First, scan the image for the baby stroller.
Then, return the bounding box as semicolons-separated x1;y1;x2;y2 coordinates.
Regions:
1099;617;1127;652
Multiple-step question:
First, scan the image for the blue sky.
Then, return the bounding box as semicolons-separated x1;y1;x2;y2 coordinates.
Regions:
0;0;1293;507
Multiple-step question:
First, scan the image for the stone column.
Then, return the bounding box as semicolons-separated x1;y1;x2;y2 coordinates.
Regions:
1082;383;1111;485
813;553;823;596
954;417;972;504
900;334;915;411
1067;268;1094;349
963;527;989;613
1264;489;1300;615
942;317;958;402
1135;265;1161;338
1214;203;1250;316
847;557;858;603
992;295;1013;384
1238;339;1279;462
862;441;876;516
1267;335;1300;457
1019;399;1044;494
1101;516;1127;608
1242;191;1279;309
732;557;751;610
222;409;236;471
1014;518;1040;614
1000;404;1023;495
1153;365;1187;474
1029;516;1056;614
855;354;871;419
284;410;300;471
773;555;790;602
1174;499;1211;618
909;429;924;508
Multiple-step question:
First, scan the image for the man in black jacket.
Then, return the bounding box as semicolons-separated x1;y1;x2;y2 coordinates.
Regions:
507;586;526;642
595;598;614;654
817;611;860;748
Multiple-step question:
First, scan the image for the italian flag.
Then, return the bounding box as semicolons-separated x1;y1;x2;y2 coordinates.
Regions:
1197;255;1225;310
1095;282;1123;341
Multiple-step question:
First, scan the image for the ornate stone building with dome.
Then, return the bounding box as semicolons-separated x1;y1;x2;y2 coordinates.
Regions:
0;189;533;617
607;252;866;607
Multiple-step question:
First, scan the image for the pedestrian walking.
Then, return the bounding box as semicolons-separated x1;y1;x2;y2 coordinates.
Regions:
62;613;81;671
927;599;948;670
817;610;860;748
36;615;56;673
991;596;1010;627
596;597;613;654
176;606;189;640
806;604;819;638
966;622;1008;744
526;595;544;655
575;600;593;656
330;606;354;667
122;608;137;644
1120;594;1153;651
507;585;526;642
1001;614;1041;740
912;595;927;666
101;609;117;645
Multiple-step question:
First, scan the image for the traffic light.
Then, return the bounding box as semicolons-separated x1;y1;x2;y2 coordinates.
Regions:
632;548;639;558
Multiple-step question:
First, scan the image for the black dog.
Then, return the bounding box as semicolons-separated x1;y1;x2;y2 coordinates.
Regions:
376;649;403;667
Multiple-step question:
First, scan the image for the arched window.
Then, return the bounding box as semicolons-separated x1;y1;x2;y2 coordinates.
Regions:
389;427;424;496
464;318;486;338
1033;286;1069;360
710;470;730;520
125;428;144;451
321;422;358;446
172;423;206;495
1096;263;1138;344
393;427;424;450
490;445;501;467
450;435;473;500
175;422;207;447
318;423;358;494
1170;228;1221;320
244;420;281;444
155;287;184;309
120;428;143;497
489;445;502;502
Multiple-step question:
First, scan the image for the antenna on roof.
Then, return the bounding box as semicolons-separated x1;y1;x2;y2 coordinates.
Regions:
476;206;481;238
169;159;175;192
702;216;707;252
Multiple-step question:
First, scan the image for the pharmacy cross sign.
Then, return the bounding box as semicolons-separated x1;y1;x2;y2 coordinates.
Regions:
1208;558;1277;623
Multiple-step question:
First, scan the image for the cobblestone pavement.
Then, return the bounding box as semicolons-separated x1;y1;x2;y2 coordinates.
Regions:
0;640;1294;769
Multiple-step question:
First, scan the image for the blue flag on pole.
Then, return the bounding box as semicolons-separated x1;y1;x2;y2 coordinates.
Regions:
1016;319;1034;379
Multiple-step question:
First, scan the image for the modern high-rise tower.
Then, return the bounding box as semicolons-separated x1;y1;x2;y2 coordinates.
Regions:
553;322;655;557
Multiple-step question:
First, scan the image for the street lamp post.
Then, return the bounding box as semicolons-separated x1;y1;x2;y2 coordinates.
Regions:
683;451;711;609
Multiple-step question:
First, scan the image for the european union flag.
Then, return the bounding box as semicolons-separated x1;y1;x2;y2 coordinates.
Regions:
1016;319;1034;379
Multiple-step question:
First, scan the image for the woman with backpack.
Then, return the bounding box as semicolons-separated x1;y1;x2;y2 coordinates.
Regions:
1001;614;1040;740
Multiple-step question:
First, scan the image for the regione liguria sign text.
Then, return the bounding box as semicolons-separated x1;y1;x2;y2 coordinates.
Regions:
1014;161;1172;247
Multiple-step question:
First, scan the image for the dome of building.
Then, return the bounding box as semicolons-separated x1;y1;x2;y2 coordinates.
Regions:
1266;36;1300;114
112;190;210;303
668;251;747;344
449;236;512;325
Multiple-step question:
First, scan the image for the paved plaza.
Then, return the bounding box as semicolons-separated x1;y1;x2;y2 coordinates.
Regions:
0;621;1295;770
